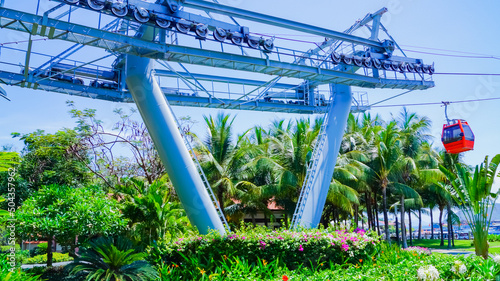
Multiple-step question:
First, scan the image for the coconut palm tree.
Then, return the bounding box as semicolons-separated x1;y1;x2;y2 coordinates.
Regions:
269;118;320;218
396;109;431;246
66;236;158;281
195;113;250;217
370;121;402;242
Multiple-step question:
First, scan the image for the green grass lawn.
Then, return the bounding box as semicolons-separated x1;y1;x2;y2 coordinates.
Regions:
411;239;500;251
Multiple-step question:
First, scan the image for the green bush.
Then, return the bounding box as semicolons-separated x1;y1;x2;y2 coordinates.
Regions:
0;254;41;280
24;252;73;264
148;227;380;275
0;244;20;253
29;243;48;257
155;242;500;280
25;266;87;281
488;234;500;242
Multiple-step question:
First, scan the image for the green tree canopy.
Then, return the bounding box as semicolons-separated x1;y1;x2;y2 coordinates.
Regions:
15;184;128;266
13;129;90;190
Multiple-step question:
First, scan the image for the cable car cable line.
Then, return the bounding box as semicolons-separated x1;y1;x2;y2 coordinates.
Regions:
370;96;500;108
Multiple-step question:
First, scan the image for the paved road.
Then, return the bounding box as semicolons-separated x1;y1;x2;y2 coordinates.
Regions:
21;261;73;269
430;248;473;256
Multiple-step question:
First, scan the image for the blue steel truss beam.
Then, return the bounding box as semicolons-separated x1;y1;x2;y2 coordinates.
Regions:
0;7;435;90
181;0;385;50
155;69;296;89
0;70;327;113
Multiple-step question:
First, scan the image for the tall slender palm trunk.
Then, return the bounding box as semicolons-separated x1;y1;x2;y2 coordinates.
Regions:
430;208;434;239
408;211;413;246
418;209;422;240
395;211;400;245
400;195;407;248
374;193;380;235
382;187;390;242
439;208;444;246
365;193;372;230
446;203;452;249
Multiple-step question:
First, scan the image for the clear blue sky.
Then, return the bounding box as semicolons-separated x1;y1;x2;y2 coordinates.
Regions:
1;0;499;223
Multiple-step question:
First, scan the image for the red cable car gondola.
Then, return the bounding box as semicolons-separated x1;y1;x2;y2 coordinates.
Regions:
441;120;475;154
440;102;475;154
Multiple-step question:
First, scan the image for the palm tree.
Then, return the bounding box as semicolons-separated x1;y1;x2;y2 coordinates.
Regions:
396;108;431;247
119;178;191;246
440;154;500;259
66;236;159;281
416;142;441;240
196;113;249;217
370;121;402;242
269;118;320;219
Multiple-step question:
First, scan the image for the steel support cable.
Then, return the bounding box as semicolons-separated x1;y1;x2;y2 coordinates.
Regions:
370;89;414;106
371;97;500;108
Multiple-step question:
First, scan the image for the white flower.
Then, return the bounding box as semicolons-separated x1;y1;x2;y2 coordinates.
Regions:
493;255;500;265
417;265;440;281
451;260;467;275
458;264;467;274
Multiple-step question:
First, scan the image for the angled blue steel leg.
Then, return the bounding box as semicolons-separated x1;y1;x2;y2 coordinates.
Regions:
125;28;226;234
297;84;352;228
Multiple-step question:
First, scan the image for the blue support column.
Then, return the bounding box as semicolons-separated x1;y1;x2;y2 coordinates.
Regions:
125;52;226;235
297;84;353;228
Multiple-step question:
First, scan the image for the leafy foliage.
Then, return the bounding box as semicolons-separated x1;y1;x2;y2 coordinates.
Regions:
440;154;500;258
118;178;193;246
15;184;128;264
148;226;380;273
24;252;73;264
0;152;20;172
0;254;41;280
66;236;159;281
12;129;90;190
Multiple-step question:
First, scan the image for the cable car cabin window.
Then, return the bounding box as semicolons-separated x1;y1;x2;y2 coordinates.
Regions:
442;125;462;144
461;124;475;141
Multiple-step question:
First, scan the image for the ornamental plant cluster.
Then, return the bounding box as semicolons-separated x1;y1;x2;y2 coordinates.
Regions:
148;227;380;270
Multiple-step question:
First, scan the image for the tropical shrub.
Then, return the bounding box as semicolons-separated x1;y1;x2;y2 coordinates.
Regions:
154;243;500;280
488;234;500;242
66;236;159;281
0;244;20;253
29;242;48;257
148;226;380;274
0;253;40;281
24;252;73;264
440;154;500;259
25;265;87;281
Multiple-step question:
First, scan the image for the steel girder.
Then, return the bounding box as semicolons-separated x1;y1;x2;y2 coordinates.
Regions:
0;7;435;90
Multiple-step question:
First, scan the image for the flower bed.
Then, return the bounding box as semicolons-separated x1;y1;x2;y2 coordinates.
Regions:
148;227;379;274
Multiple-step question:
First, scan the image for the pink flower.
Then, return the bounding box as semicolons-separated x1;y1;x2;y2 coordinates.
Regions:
298;245;304;252
341;243;349;252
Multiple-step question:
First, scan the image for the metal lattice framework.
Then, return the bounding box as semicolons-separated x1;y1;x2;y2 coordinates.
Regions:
0;0;435;232
0;0;433;114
